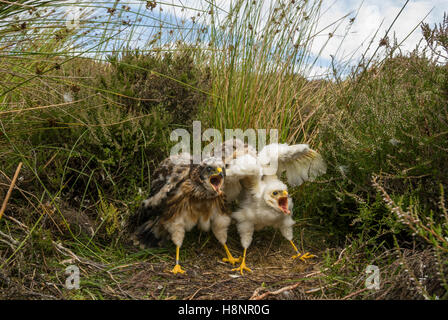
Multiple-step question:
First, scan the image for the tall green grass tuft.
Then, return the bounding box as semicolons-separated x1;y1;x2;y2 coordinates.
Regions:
203;0;327;143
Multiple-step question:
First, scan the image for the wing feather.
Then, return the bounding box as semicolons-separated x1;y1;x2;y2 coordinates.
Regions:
145;154;191;207
210;139;261;202
127;154;190;233
224;153;262;202
259;143;326;186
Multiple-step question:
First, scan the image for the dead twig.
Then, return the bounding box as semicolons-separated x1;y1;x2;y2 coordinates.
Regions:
341;287;369;300
0;162;23;221
187;278;234;300
249;282;302;300
0;230;19;250
304;281;338;294
249;272;321;300
53;241;106;270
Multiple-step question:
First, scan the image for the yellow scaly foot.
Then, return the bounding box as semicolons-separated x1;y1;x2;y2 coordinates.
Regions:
223;256;243;265
171;264;186;274
170;246;186;274
292;252;315;261
290;240;315;262
232;261;252;275
222;244;242;266
231;248;252;275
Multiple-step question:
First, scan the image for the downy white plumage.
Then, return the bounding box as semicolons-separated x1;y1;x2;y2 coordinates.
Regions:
218;139;326;274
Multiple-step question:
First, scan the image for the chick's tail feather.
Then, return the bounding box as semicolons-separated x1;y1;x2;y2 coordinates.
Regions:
134;218;163;248
127;204;164;248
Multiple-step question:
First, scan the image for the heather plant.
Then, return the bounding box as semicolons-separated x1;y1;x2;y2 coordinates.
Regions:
98;48;211;124
303;47;448;240
291;21;448;299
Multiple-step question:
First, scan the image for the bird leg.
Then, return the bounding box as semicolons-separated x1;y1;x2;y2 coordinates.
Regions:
222;244;242;265
232;248;252;275
290;240;315;261
171;246;186;274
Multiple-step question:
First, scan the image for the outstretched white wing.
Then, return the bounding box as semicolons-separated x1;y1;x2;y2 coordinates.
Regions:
226;153;261;177
208;139;261;202
224;153;262;202
258;143;326;186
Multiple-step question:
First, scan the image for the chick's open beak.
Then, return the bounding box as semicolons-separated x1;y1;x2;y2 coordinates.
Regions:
278;191;290;214
209;167;224;193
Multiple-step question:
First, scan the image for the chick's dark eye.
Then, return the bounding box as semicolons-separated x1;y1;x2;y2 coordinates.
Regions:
273;191;278;196
207;166;213;172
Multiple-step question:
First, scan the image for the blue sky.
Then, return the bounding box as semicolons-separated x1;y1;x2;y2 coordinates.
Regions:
70;0;446;77
308;0;447;76
149;0;446;76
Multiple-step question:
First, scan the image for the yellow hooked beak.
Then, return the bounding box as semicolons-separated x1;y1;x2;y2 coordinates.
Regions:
217;167;222;174
283;190;288;196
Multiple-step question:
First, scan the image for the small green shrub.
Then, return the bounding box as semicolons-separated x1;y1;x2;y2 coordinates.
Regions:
305;52;448;243
98;49;211;124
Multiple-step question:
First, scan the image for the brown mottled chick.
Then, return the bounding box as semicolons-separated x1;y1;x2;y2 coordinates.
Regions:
128;154;240;274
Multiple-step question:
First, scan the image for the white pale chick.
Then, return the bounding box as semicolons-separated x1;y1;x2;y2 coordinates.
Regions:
213;139;326;275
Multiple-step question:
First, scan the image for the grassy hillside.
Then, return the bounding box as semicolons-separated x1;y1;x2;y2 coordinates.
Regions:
0;1;447;299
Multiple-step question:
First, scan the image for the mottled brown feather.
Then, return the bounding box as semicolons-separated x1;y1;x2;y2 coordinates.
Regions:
129;154;228;248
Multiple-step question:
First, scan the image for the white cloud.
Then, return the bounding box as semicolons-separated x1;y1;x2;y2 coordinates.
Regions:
157;1;445;70
311;0;446;65
99;0;444;77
